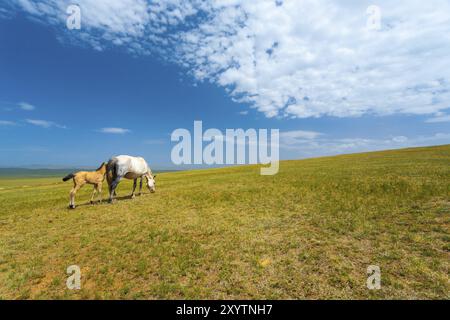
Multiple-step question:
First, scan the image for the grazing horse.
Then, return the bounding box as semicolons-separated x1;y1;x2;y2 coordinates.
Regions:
62;162;107;209
106;155;156;203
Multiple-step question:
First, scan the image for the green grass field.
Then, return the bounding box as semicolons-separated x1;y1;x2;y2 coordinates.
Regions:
0;145;449;299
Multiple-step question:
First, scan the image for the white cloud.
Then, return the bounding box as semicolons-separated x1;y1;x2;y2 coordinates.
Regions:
5;0;450;119
176;0;450;118
99;127;130;134
0;120;16;126
18;102;35;111
8;0;199;53
239;111;248;115
25;119;66;128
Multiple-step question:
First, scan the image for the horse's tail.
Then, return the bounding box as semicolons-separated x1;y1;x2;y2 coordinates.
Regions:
62;173;75;182
106;158;118;184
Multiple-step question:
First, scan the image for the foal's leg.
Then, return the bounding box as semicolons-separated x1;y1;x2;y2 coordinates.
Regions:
90;184;98;204
69;186;75;209
131;178;137;199
69;183;82;209
138;177;143;196
97;182;103;203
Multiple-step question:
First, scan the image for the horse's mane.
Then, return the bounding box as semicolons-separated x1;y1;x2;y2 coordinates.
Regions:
95;162;106;171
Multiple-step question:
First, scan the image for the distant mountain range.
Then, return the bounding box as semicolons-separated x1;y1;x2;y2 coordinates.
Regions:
0;168;78;178
0;167;178;178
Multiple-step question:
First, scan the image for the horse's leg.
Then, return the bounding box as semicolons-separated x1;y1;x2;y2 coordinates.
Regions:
131;179;137;199
109;176;122;203
138;177;143;196
90;184;98;204
106;171;112;196
109;183;117;196
108;179;114;198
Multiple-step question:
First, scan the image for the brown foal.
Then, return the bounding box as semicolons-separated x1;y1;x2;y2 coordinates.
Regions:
62;162;107;209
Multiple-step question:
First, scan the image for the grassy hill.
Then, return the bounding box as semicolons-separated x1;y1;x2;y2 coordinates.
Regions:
0;145;449;299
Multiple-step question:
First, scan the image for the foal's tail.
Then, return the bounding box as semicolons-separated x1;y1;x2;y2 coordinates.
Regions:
62;173;75;182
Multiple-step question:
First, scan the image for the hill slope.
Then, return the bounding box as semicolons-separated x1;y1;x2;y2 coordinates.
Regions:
0;145;449;299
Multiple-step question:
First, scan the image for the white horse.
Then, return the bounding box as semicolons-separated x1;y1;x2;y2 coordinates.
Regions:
106;155;156;203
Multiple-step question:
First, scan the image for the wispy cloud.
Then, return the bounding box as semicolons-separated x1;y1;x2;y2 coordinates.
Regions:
25;119;66;129
279;131;450;157
426;114;450;123
143;138;166;145
0;4;13;19
99;127;130;134
280;130;323;145
18;102;35;111
1;101;36;111
6;0;450;119
0;120;16;126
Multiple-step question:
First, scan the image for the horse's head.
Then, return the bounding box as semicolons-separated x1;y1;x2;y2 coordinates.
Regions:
146;173;157;193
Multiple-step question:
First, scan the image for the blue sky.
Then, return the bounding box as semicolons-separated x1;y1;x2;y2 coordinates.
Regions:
0;0;449;168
